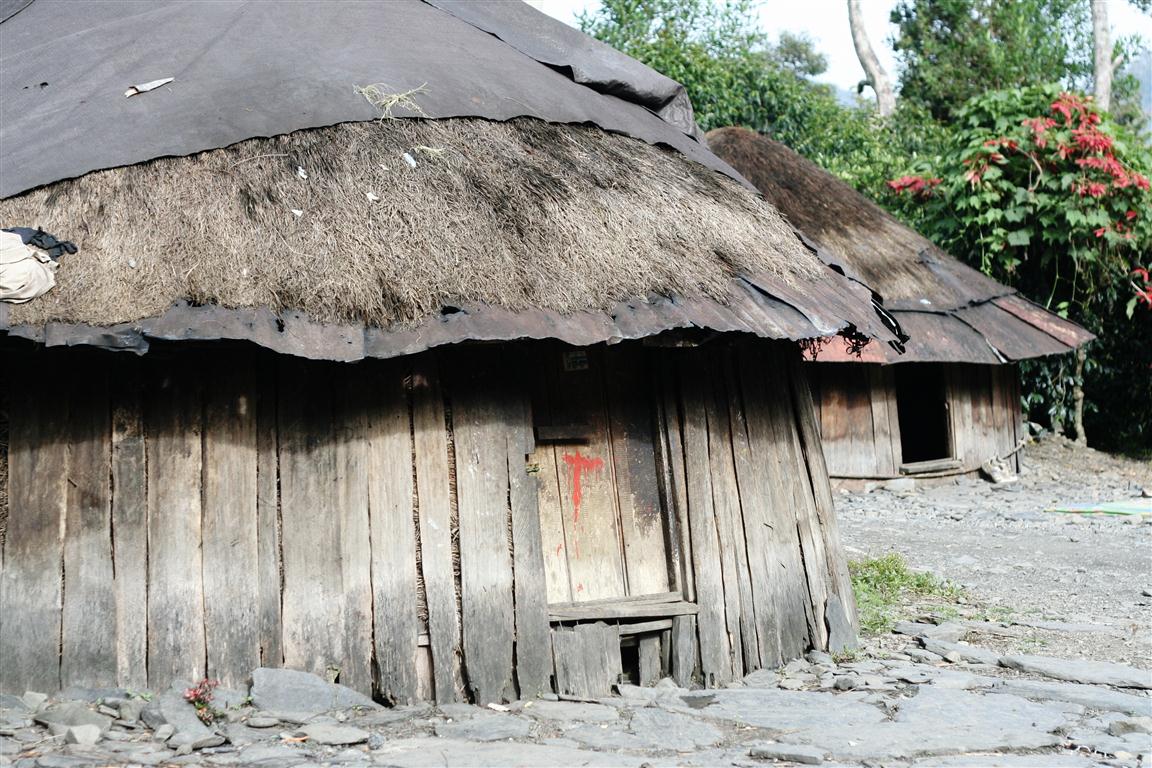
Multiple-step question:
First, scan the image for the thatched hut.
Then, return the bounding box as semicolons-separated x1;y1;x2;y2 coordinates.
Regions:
0;1;900;702
707;128;1093;484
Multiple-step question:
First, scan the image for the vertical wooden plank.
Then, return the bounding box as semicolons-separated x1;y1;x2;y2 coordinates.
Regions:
504;351;553;699
703;352;754;675
880;366;903;473
603;347;670;596
727;350;785;669
550;623;621;698
769;359;830;650
279;359;344;684
638;635;661;686
547;348;626;602
254;360;282;667
366;361;419;704
336;369;373;696
111;358;148;690
735;345;813;663
0;354;66;693
146;356;207;689
202;357;260;689
529;352;573;605
867;365;898;477
787;351;858;636
677;353;731;686
946;366;973;468
670;614;697;687
449;353;515;704
62;358;116;687
411;356;463;704
658;359;693;602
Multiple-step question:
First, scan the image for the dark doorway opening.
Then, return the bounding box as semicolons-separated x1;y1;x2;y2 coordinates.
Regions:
895;364;952;465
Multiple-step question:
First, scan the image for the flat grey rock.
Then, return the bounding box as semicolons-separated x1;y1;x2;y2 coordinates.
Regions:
748;742;827;764
21;692;48;711
921;639;1002;666
727;687;1070;761
58;687;130;703
297;723;370;745
246;716;279;728
564;723;655;751
33;702;112;733
250;668;381;721
989;679;1152;715
524;700;619;723
894;621;968;642
1000;655;1152;689
140;688;223;747
1108;716;1152;736
360;736;651;766
435;715;534;741
629;707;723;750
63;724;101;746
236;744;309;765
825;594;858;653
663;688;886;731
912;754;1115;767
741;670;779;689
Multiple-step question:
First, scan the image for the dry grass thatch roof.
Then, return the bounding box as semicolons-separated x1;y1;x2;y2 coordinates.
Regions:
706;127;1093;364
705;127;1009;311
3;118;825;333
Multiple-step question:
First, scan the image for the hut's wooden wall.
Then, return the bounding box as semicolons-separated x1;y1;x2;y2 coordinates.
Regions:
808;362;1021;479
0;340;854;700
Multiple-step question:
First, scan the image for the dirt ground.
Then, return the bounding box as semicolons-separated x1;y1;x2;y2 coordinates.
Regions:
838;435;1152;667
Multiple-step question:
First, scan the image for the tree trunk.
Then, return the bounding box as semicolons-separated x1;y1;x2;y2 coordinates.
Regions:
1072;347;1088;445
847;0;896;117
1092;0;1111;111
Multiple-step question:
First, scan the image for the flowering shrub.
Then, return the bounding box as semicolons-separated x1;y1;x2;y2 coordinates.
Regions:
889;87;1150;302
887;85;1152;447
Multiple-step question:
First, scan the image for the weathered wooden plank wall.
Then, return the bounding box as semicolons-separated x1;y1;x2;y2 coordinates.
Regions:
811;362;1020;479
0;339;855;697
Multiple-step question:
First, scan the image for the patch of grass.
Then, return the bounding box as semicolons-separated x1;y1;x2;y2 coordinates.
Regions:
850;553;963;635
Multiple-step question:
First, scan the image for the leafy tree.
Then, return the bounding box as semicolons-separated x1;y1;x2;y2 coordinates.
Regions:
890;0;1094;122
578;0;924;198
889;85;1152;448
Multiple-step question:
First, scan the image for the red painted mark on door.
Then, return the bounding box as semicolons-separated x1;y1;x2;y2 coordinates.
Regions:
561;451;604;525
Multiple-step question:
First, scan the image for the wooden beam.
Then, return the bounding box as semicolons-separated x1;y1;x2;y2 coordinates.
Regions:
202;356;261;689
62;359;116;688
366;361;419;704
549;600;699;622
411;357;462;704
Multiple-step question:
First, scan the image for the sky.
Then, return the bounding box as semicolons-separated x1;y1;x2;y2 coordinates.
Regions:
532;0;1152;95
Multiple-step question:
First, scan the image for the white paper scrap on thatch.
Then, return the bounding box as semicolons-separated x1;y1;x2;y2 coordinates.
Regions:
124;77;174;98
296;166;308;180
290;209;303;217
401;152;417;169
365;192;380;202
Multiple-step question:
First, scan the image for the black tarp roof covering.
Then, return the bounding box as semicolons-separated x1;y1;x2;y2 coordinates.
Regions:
0;0;905;359
0;0;734;198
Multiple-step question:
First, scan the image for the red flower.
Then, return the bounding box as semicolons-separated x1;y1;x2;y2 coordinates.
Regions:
1094;226;1108;237
1127;210;1139;221
1072;127;1112;153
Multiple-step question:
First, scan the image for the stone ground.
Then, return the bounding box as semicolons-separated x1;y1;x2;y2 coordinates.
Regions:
1;437;1149;768
839;435;1151;667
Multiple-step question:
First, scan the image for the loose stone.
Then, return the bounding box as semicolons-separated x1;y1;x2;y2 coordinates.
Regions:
64;725;102;746
749;742;828;765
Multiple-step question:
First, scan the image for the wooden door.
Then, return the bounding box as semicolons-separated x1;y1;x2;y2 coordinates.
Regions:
530;345;673;604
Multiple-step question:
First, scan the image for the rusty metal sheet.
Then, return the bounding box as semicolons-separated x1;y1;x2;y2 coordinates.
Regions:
954;301;1077;361
991;294;1095;349
890;312;1002;364
2;270;902;361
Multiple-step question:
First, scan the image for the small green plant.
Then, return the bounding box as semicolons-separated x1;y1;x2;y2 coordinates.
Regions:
850;553;963;635
184;678;221;725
